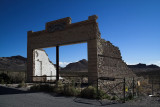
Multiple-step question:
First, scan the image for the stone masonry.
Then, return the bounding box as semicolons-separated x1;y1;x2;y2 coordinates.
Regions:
97;38;136;78
27;15;135;84
27;15;99;83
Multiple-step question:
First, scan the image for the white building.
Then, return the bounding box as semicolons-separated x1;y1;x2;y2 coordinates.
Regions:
34;49;59;81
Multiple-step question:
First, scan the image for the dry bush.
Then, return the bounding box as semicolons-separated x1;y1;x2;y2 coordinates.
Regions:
0;71;26;83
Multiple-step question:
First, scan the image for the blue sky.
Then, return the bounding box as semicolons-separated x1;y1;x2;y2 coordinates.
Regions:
0;0;160;67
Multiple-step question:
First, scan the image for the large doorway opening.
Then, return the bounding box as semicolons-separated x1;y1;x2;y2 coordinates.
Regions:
27;15;99;83
33;43;88;82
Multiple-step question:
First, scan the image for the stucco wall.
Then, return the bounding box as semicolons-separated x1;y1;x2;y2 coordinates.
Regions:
34;49;57;81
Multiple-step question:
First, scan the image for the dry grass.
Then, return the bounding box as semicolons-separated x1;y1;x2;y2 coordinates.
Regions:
0;70;26;83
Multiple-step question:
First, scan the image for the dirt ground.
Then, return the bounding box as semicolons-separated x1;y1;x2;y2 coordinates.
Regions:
0;84;160;107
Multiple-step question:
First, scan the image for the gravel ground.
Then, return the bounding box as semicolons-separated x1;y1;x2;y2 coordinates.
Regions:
126;95;160;107
0;85;160;107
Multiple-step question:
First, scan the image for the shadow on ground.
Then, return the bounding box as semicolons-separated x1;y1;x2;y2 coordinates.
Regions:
0;86;34;95
0;85;122;106
73;97;121;106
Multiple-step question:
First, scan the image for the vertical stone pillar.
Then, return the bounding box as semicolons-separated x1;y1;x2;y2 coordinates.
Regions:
27;31;34;82
88;39;98;84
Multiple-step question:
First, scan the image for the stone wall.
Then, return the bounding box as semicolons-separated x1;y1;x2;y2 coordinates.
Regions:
27;15;135;83
27;15;99;83
97;38;136;78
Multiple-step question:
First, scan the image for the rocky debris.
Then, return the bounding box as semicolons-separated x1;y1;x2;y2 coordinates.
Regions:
127;95;160;106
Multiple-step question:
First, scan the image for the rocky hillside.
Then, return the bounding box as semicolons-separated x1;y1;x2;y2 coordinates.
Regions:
0;55;27;71
0;55;160;77
128;63;160;77
128;63;159;69
0;55;88;72
61;59;88;72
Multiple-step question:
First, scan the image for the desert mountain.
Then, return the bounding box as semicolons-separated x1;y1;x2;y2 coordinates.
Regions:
128;63;159;69
0;55;160;76
61;59;88;72
127;63;160;77
0;55;27;71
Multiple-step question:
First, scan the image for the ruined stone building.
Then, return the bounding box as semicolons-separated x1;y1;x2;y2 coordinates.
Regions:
27;15;135;83
97;39;135;78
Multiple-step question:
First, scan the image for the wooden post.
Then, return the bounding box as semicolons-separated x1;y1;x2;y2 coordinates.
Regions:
56;46;59;81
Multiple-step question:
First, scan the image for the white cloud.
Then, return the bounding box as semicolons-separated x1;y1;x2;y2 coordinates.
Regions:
59;62;71;67
126;62;137;65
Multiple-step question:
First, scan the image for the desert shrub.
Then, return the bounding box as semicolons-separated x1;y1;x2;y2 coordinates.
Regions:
0;71;26;84
111;96;117;100
63;84;80;96
30;84;41;91
53;80;80;96
126;93;134;100
17;81;27;88
81;86;110;99
30;81;80;97
0;79;5;84
40;84;53;92
98;89;111;100
8;72;25;83
0;73;11;84
136;85;145;96
136;79;153;96
81;86;97;99
53;81;64;94
30;84;54;92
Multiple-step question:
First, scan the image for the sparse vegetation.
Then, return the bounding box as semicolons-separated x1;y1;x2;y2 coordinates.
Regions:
111;96;117;100
17;81;27;88
0;71;25;84
30;84;54;92
29;83;110;100
0;73;11;84
136;79;153;96
63;84;80;96
53;81;64;94
98;89;111;100
81;86;110;99
81;86;97;99
126;93;134;100
30;81;80;96
0;79;5;84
